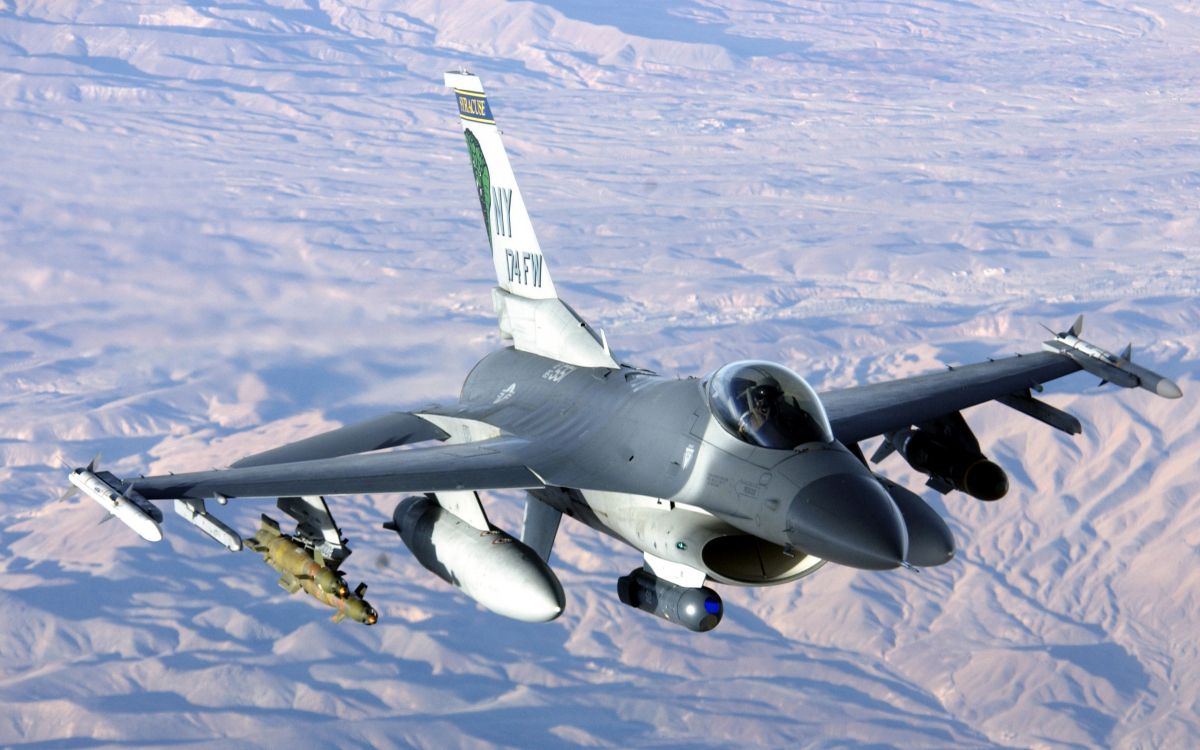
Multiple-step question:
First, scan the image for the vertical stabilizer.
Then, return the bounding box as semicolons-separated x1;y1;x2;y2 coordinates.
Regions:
445;71;617;369
445;71;556;300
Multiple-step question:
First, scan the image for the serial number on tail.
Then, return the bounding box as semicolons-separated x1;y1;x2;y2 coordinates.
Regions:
505;249;545;288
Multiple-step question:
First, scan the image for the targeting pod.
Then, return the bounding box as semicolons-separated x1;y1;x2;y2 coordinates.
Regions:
617;568;723;632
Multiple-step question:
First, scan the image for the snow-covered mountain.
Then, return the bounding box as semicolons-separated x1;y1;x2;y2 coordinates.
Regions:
2;2;1197;747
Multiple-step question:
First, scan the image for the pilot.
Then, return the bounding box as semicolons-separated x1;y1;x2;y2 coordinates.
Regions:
739;380;783;442
738;375;826;448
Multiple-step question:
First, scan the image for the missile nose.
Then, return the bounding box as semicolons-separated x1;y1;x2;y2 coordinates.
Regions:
786;473;908;570
1157;377;1182;399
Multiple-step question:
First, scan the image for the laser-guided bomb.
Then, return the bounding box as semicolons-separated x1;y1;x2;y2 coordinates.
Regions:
247;514;377;625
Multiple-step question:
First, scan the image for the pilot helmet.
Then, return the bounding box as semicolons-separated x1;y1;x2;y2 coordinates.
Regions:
748;378;782;410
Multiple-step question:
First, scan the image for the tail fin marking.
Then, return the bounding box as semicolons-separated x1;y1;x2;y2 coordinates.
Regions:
445;70;618;369
445;71;557;301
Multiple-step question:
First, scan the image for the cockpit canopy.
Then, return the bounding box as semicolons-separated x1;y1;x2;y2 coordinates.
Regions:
707;361;833;449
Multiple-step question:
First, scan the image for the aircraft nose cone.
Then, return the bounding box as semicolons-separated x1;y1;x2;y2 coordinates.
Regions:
786;473;908;570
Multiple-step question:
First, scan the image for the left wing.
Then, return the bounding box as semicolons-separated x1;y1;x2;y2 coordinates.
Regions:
823;318;1181;445
231;411;448;468
129;437;544;501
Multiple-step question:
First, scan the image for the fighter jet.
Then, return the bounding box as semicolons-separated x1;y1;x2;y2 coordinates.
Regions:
65;71;1182;632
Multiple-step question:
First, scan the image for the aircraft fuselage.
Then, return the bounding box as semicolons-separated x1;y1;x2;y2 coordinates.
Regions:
425;347;914;575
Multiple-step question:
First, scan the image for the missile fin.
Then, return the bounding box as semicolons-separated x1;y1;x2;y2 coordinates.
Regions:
924;474;954;495
869;439;896;464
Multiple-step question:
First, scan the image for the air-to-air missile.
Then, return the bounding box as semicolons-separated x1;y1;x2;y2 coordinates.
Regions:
247;514;377;625
1043;315;1182;398
66;461;163;542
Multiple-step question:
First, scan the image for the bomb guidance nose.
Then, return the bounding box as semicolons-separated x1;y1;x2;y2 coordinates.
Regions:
786;473;909;570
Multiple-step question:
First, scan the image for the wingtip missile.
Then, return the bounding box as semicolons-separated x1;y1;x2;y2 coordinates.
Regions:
67;465;163;542
1043;317;1182;399
1149;373;1183;399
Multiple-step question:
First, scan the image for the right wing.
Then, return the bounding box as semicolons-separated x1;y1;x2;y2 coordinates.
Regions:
130;437;544;501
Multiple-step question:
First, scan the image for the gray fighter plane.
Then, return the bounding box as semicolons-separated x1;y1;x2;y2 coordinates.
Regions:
64;71;1182;632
